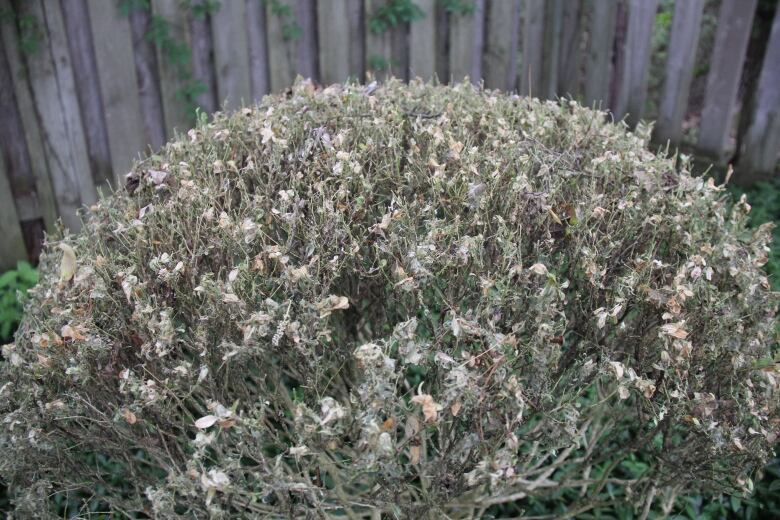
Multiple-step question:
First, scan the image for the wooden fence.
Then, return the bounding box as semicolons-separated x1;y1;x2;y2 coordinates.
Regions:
0;0;778;270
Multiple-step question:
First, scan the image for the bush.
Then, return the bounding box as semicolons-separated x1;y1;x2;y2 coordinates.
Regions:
0;262;38;344
1;80;777;518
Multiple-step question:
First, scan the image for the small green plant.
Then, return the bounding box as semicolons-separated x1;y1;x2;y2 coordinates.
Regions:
0;262;37;343
368;0;424;34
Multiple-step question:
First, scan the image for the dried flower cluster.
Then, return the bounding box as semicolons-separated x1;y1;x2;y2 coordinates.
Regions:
1;79;778;518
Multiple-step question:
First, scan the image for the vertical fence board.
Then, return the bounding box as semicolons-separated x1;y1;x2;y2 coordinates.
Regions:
152;0;192;138
0;153;28;270
267;0;297;91
449;0;485;84
542;0;563;99
347;0;365;81
129;5;166;150
61;0;113;190
0;17;57;231
365;0;392;81
584;0;617;107
319;0;351;84
212;0;251;109
654;0;704;144
614;0;659;127
697;0;758;159
737;6;780;182
189;6;217;113
296;0;319;80
521;0;544;97
87;0;147;182
483;0;519;91
410;0;436;80
558;0;584;97
22;0;96;231
246;0;270;99
0;26;46;236
319;0;363;83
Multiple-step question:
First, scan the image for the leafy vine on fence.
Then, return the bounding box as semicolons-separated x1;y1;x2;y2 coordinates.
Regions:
118;0;219;122
264;0;302;42
0;5;43;55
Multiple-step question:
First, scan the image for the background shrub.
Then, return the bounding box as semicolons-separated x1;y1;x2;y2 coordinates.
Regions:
1;81;777;518
0;262;38;344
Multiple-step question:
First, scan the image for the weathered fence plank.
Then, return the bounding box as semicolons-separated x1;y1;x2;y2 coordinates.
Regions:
318;0;364;84
449;0;485;84
87;0;147;182
152;0;192;138
0;153;28;270
128;4;166;150
654;0;705;145
318;0;351;84
584;0;617;107
521;0;545;97
0;13;57;231
365;0;393;81
558;0;584;97
483;0;520;91
189;4;217;113
61;0;113;190
0;25;45;240
212;0;251;109
267;0;297;91
22;0;96;231
410;0;436;80
697;0;758;160
541;0;563;99
296;0;319;81
246;0;270;98
737;5;780;182
614;0;659;127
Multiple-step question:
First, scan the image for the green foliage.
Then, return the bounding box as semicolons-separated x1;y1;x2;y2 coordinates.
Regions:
1;81;778;518
0;6;42;55
264;0;302;41
368;54;395;71
184;0;221;20
439;0;475;15
368;0;424;34
119;0;214;122
0;262;38;344
731;179;780;288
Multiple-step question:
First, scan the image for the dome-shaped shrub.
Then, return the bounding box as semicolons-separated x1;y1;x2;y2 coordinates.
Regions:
2;80;778;518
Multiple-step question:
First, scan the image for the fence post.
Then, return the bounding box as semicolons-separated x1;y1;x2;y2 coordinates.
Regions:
697;0;757;161
654;0;704;145
736;6;780;183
